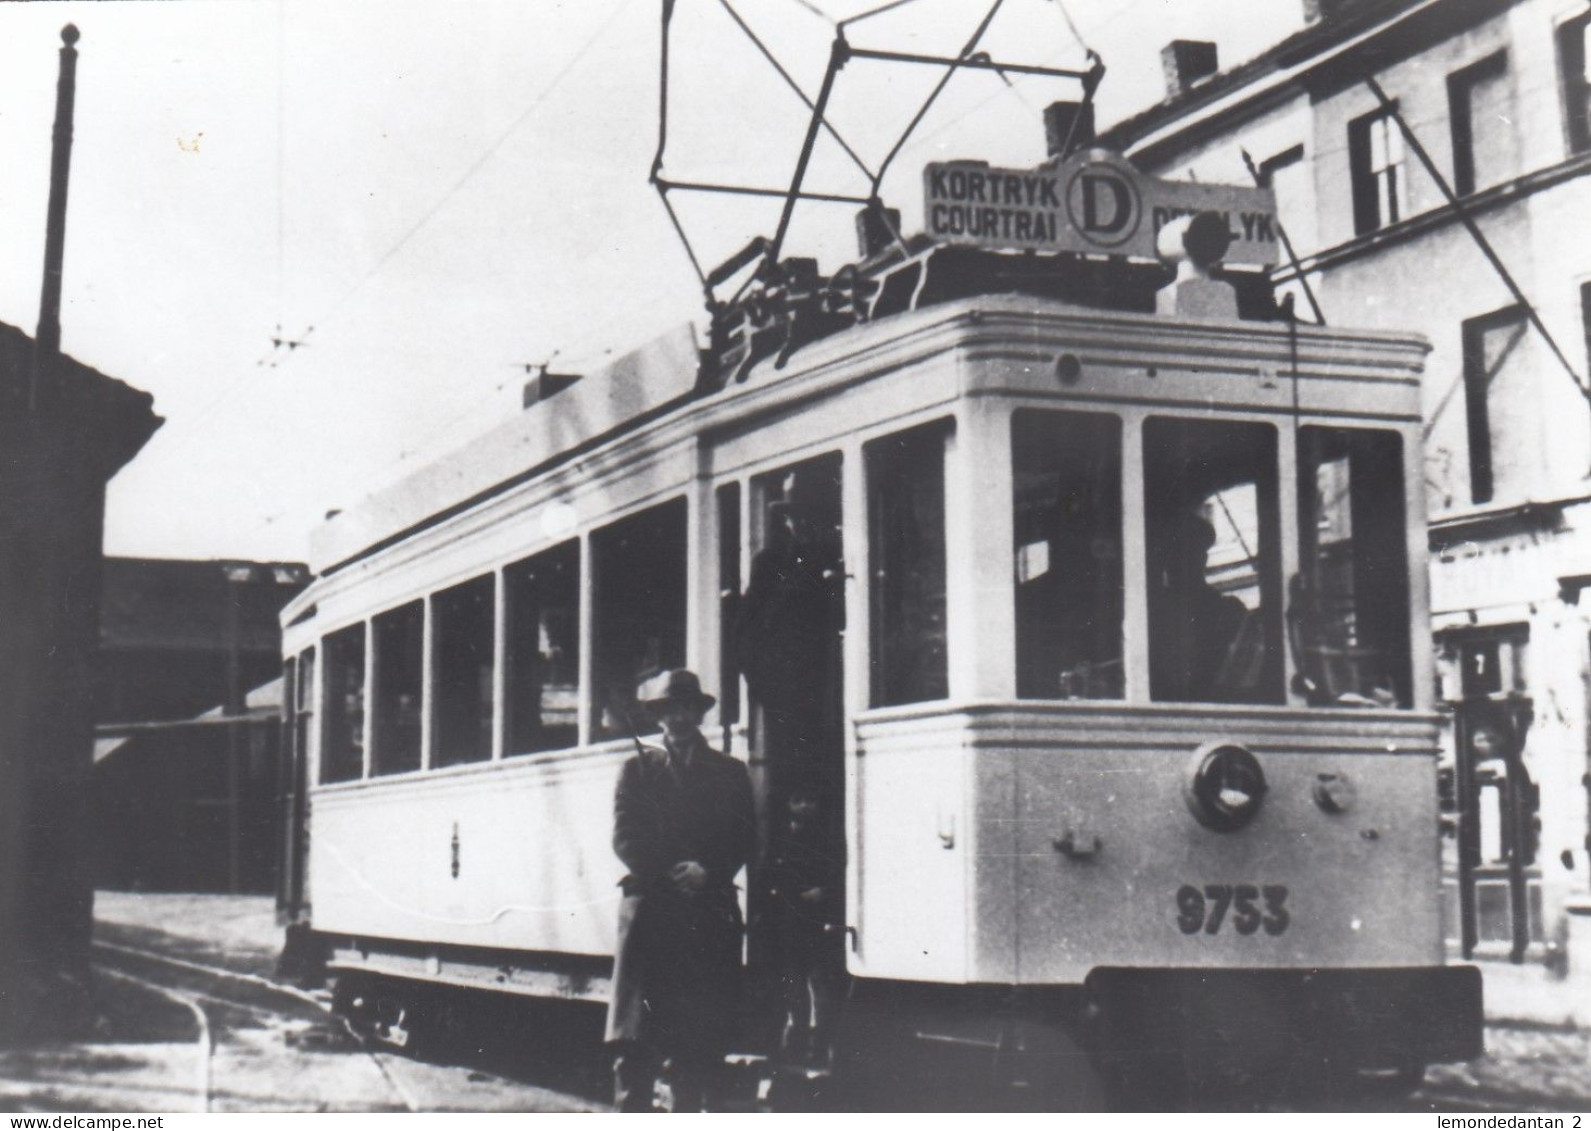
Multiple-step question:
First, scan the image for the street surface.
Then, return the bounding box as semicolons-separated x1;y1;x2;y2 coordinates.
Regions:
0;893;1584;1113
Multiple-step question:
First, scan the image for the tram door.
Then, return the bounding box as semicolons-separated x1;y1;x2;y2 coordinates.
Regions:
735;453;847;1047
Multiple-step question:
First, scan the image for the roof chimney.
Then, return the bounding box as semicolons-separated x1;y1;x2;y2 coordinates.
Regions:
1161;39;1218;100
855;202;902;259
1043;100;1095;160
523;369;580;408
1302;0;1359;23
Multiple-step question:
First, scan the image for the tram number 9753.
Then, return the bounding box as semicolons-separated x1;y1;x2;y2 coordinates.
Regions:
1176;884;1289;936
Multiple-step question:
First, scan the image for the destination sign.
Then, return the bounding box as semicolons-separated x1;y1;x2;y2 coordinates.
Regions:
923;148;1279;267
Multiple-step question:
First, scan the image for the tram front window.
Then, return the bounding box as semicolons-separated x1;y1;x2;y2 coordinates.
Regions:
1144;418;1284;705
1012;410;1124;700
1293;427;1412;707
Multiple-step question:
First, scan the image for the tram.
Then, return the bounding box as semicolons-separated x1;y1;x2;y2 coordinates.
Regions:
275;139;1482;1105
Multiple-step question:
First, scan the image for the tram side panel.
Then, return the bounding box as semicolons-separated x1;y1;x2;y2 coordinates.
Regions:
306;754;625;957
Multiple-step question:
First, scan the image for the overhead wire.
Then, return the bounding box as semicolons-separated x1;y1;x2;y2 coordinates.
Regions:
1048;0;1094;57
871;0;1008;193
875;0;1093;167
718;0;875;180
153;0;635;464
257;0;637;371
838;0;925;31
785;0;837;25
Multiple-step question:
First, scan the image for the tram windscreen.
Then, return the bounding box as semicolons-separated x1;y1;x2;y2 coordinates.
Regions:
1012;410;1124;700
1294;427;1412;707
1143;418;1284;705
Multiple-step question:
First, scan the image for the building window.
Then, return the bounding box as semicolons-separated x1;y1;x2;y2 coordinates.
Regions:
868;421;951;707
1448;52;1512;196
431;575;494;767
1143;417;1283;705
1462;307;1529;505
504;540;580;755
591;499;688;740
1257;144;1305;216
1012;409;1123;700
1295;427;1411;706
1349;108;1406;234
1559;11;1591;156
321;624;365;783
371;601;424;775
1459;627;1529;699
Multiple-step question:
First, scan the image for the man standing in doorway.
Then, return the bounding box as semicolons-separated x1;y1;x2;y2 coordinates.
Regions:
606;670;755;1112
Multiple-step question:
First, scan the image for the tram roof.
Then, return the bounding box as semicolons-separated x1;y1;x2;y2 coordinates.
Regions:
306;293;1428;577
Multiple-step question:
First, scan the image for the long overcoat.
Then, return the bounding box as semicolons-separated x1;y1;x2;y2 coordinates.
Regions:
605;735;756;1050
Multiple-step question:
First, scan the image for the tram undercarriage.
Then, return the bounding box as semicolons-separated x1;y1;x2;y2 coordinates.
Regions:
316;926;1481;1111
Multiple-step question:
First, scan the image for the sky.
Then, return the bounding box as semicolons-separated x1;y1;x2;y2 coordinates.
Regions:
0;0;1305;565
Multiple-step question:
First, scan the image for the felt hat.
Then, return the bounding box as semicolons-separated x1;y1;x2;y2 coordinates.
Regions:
638;668;716;713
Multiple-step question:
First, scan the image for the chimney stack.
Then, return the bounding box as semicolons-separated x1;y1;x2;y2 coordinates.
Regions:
1043;101;1095;160
1161;39;1218;100
855;202;902;259
1302;0;1358;23
523;368;580;408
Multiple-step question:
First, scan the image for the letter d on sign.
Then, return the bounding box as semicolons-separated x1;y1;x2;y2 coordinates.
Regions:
1066;162;1141;248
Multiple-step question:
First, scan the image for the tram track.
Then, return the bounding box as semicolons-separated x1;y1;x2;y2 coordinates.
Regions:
89;939;421;1113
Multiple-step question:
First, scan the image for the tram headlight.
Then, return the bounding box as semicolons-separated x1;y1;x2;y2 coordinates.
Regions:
1184;741;1267;832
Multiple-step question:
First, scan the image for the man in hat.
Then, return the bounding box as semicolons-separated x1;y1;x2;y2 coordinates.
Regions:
734;479;845;780
1147;508;1251;701
606;669;756;1112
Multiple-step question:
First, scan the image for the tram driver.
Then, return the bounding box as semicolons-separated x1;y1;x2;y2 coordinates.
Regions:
1147;508;1253;702
605;670;756;1112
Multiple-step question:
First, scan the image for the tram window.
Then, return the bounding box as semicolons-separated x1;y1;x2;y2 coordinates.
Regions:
372;601;424;775
591;499;688;740
1012;410;1124;700
868;421;951;706
431;574;495;766
321;625;365;783
1295;427;1412;707
504;540;580;754
717;484;742;726
1143;418;1284;705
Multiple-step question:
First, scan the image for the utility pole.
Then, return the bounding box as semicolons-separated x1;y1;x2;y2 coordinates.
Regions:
32;24;80;410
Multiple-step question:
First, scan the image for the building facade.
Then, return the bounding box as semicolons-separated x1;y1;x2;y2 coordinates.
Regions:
91;558;308;894
0;321;161;1039
1103;0;1591;1006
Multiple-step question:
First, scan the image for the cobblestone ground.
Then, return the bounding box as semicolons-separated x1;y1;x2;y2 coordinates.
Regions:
1417;1026;1591;1112
0;894;1586;1113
